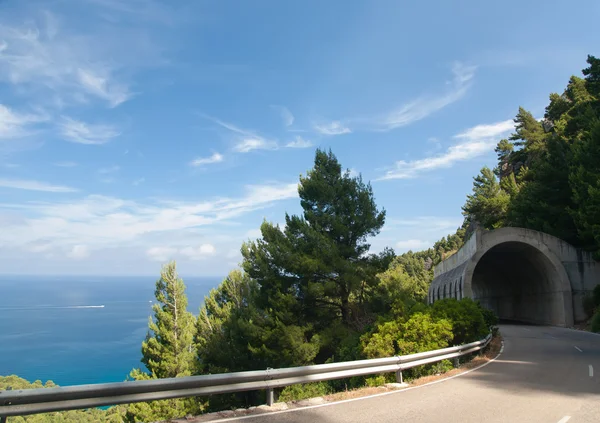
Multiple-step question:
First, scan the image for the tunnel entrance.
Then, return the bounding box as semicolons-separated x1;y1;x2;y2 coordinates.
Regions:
470;241;571;326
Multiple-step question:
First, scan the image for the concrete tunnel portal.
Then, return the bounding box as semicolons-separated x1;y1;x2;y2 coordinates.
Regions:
428;227;593;328
467;241;572;326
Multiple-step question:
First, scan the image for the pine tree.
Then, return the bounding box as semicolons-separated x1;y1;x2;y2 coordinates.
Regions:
141;261;197;378
241;149;393;360
461;167;509;229
570;120;600;256
126;262;203;422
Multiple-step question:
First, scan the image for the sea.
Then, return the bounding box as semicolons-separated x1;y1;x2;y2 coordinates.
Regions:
0;275;220;387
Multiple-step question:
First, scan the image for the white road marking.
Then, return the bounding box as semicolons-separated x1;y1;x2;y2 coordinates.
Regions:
590;365;594;377
522;328;531;331
557;417;571;423
574;346;583;352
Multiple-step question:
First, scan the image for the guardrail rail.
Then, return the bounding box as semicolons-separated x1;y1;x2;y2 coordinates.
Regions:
0;333;492;421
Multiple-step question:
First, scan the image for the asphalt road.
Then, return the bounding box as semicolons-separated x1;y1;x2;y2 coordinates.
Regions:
220;324;600;423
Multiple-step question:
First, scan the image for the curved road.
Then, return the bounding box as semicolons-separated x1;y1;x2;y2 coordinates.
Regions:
217;324;600;423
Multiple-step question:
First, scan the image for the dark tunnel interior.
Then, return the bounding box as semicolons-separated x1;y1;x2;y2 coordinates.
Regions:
471;242;568;326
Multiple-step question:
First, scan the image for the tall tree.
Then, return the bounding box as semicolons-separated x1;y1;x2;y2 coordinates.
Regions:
140;261;197;378
569;120;600;256
241;149;393;351
127;262;202;422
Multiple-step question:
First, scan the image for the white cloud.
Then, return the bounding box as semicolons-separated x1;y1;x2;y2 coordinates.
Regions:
453;119;514;141
314;121;351;135
0;105;47;139
180;244;216;260
378;118;514;180
147;246;177;262
396;239;431;252
272;105;294;127
0;178;77;192
190;152;224;167
202;115;278;153
60;117;120;145
133;177;145;186
0;182;298;255
233;138;278;153
77;68;132;108
370;62;476;131
67;244;90;259
54;161;78;167
285;136;313;149
0;10;161;108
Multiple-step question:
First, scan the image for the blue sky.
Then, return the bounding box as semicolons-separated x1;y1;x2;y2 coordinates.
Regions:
0;0;599;276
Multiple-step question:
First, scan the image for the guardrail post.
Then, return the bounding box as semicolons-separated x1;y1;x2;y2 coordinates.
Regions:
1;415;7;423
266;388;274;406
452;357;460;368
395;370;403;384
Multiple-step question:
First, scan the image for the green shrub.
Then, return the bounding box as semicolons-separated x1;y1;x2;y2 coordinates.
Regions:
360;313;453;359
365;375;388;387
591;310;600;333
583;294;597;317
477;303;499;328
278;382;331;402
431;298;488;345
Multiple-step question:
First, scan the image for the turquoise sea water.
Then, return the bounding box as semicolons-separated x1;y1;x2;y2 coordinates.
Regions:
0;275;219;387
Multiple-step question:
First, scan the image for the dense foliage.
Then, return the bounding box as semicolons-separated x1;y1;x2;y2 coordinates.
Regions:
0;376;122;423
462;55;600;260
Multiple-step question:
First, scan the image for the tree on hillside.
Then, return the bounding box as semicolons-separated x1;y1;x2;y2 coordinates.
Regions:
196;269;259;374
126;262;203;422
241;149;393;360
569;120;600;255
461;167;509;229
140;261;197;378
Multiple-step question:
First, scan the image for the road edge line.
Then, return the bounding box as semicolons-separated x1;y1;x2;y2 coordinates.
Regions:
206;340;506;422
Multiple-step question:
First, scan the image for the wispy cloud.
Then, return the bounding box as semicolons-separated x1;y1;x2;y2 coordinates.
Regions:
180;244;216;260
0;105;47;139
132;177;145;186
190;152;224;167
453;119;514;141
233;138;278;153
314;121;351;135
0;10;160;108
373;62;476;131
0;182;298;254
146;244;216;262
202;114;279;153
285;136;313;149
60;117;120;145
378;118;514;180
271;105;294;127
77;68;132;107
0;178;77;193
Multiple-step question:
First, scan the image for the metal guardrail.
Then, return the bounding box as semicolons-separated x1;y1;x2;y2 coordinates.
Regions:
0;333;492;419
